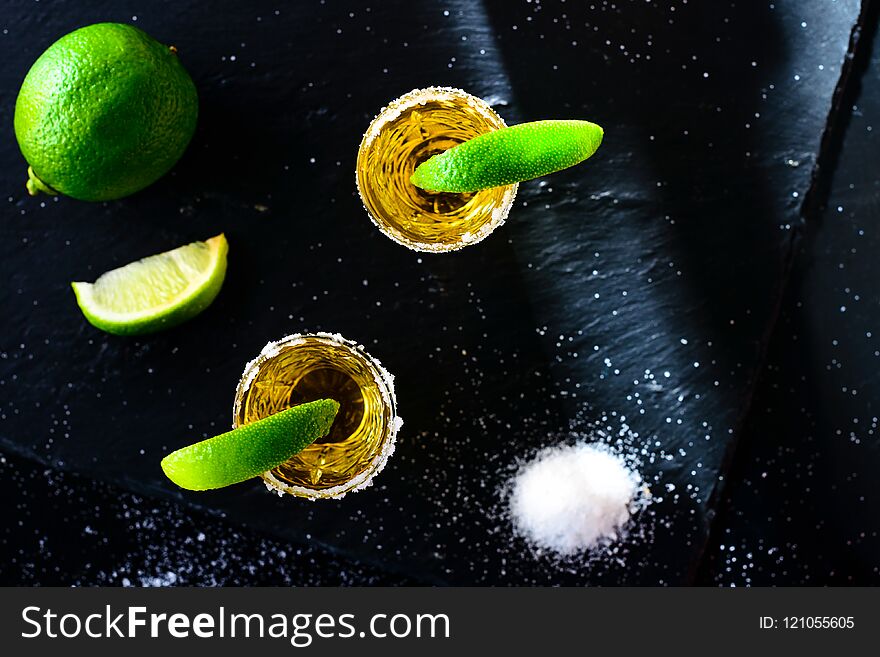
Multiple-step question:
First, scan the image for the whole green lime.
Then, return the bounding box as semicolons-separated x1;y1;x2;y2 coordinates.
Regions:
14;23;198;201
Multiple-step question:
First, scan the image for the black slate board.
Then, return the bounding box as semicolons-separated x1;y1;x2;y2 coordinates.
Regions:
702;5;880;586
0;449;421;585
0;0;863;584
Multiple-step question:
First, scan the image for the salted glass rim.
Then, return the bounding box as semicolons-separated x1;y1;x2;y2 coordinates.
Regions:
232;332;400;500
355;86;519;253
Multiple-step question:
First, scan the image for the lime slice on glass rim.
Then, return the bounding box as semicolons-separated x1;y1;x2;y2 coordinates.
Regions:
411;119;604;193
161;400;340;491
71;233;228;335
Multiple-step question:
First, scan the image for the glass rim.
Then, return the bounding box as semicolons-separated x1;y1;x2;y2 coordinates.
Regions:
232;332;401;500
356;86;519;253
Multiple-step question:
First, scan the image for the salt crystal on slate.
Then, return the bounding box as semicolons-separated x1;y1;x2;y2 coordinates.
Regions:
510;442;641;555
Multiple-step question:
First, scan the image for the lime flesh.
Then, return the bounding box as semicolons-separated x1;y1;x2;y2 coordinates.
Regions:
161;400;340;491
14;22;198;201
411;119;604;193
71;234;228;336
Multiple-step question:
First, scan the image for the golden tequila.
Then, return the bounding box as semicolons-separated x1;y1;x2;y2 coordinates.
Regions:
233;333;400;499
356;87;518;252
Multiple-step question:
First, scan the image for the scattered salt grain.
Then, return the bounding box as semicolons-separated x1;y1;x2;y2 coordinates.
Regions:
510;442;642;555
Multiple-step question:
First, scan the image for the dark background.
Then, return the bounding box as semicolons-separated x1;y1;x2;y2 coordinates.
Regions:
0;0;877;585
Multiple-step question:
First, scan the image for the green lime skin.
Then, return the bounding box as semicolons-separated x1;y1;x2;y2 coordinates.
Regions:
71;234;228;336
411;120;604;193
14;23;198;201
161;400;340;491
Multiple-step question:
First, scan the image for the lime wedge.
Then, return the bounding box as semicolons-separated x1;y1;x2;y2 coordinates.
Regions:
161;399;340;491
410;119;603;193
71;234;228;335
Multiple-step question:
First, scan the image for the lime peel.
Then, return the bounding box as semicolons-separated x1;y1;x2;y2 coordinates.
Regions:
411;119;604;193
161;400;340;491
71;233;228;336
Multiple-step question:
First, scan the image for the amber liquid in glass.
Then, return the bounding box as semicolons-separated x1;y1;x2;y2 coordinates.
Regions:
233;334;398;499
357;87;517;252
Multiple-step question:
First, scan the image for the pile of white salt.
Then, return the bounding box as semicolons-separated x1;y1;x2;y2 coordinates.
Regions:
509;442;643;555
